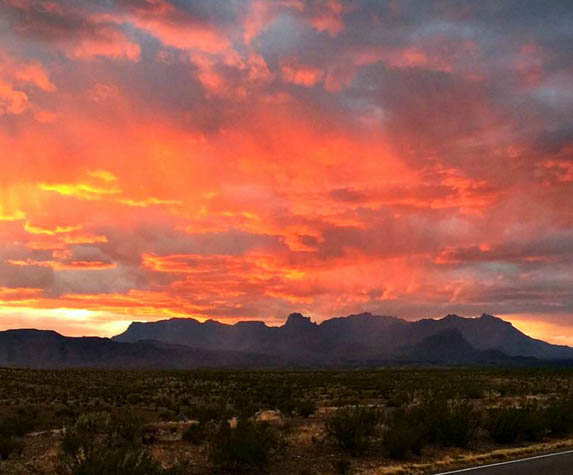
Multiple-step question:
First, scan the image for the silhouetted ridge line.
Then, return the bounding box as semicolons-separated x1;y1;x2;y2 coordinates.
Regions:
113;312;573;363
2;312;572;369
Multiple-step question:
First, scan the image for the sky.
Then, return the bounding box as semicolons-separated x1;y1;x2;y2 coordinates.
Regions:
0;0;572;343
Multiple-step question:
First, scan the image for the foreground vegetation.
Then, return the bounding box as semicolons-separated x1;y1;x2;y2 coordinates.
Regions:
0;367;572;473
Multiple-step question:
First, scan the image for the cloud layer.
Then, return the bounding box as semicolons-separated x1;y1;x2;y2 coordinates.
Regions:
0;0;572;340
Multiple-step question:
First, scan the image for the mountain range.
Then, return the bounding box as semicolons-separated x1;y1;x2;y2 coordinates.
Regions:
1;313;572;369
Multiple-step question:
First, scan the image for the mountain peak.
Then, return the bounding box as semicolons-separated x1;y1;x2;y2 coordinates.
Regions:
480;313;497;320
479;313;512;326
284;313;316;328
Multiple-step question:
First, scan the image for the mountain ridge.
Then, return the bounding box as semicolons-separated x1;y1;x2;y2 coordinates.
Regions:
113;312;573;362
1;312;571;369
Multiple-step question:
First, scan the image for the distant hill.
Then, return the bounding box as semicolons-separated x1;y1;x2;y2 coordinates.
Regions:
2;312;571;369
0;329;281;369
408;314;573;359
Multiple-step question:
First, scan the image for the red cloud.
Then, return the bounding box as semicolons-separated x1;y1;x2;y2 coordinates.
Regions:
281;62;324;86
0;0;572;341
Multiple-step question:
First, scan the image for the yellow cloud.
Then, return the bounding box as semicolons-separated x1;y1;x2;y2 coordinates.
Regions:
88;169;118;182
117;197;182;207
0;208;25;221
24;221;82;235
38;182;121;200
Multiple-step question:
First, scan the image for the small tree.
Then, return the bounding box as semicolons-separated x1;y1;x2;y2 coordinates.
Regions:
326;406;379;455
182;423;204;445
382;409;426;459
58;412;175;475
210;418;278;470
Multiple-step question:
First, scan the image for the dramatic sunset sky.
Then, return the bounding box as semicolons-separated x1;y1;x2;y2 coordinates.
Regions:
0;1;572;343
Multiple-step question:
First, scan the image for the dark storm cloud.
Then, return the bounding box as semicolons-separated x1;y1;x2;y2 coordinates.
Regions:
0;260;54;289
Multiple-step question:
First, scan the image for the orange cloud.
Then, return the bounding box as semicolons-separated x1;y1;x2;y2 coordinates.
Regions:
353;45;452;72
8;259;116;271
0;80;29;115
68;30;140;61
12;62;56;92
281;63;324;87
96;1;230;54
0;0;571;343
0;50;56;109
308;0;345;37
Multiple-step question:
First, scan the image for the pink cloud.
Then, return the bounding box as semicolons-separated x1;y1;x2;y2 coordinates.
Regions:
281;62;324;86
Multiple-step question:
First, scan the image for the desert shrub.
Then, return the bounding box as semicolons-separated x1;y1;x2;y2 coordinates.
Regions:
333;458;351;474
460;382;484;399
545;399;573;437
443;403;480;447
295;399;317;418
326;406;379;455
159;409;175;421
108;412;144;447
55;406;77;419
0;436;24;460
0;413;36;438
382;410;426;459
385;391;407;408
487;408;522;443
273;394;297;416
182;423;204;444
67;448;169;475
59;411;165;475
417;399;479;448
486;407;546;444
61;413;110;465
521;407;546;442
210;418;278;470
126;394;140;405
191;403;226;424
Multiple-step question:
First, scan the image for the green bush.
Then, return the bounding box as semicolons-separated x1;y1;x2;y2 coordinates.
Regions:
182;423;204;444
61;413;110;465
521;408;546;442
0;416;30;462
439;404;477;447
0;436;24;460
545;399;573;437
418;399;479;448
190;403;226;424
326;406;379;455
382;410;426;459
333;458;351;474
108;412;144;447
59;412;166;475
381;398;478;459
69;448;169;475
486;407;546;444
295;399;317;418
0;414;36;438
487;408;523;443
210;418;278;470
